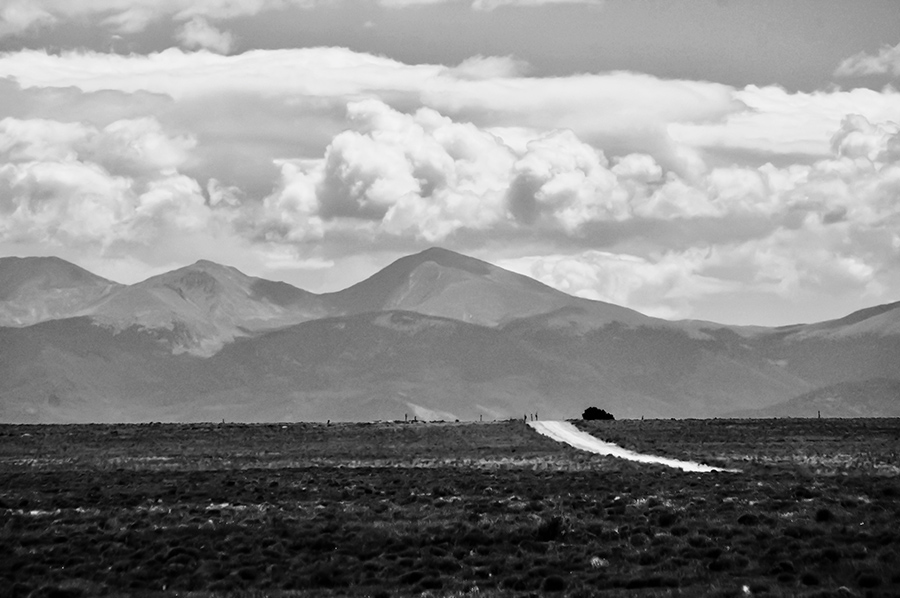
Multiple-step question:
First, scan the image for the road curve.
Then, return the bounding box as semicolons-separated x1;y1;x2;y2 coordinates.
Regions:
529;420;737;473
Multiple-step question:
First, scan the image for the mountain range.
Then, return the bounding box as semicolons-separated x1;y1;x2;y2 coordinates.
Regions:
1;247;898;423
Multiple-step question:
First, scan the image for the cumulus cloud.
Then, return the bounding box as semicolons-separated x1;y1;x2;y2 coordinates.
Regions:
0;115;219;251
0;116;195;177
834;42;900;78
253;98;900;274
1;46;900;323
176;17;234;54
830;114;900;162
507;130;624;229
259;99;516;242
0;48;742;181
255;100;726;243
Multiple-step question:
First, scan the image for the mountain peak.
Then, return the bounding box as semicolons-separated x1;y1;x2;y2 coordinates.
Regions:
0;256;119;326
0;256;115;300
326;246;577;325
403;246;493;276
191;259;231;271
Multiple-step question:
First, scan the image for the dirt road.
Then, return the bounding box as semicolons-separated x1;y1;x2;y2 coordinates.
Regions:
528;420;736;473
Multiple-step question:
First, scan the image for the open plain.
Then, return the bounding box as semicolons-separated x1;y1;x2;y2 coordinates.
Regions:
1;418;899;598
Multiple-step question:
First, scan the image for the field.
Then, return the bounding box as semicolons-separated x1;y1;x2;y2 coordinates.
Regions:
1;418;899;598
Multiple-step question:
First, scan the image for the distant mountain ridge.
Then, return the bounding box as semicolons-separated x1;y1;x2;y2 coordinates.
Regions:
1;248;898;422
0;256;120;326
726;379;900;418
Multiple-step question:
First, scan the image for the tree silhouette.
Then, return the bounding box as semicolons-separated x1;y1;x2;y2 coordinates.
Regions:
582;406;615;421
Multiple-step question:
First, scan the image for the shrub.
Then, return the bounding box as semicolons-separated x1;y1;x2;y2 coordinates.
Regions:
399;570;426;585
737;513;759;526
419;577;443;590
535;516;565;542
800;572;820;586
656;511;678;527
815;508;834;523
629;533;650;547
582;407;615;421
542;575;566;592
856;572;881;588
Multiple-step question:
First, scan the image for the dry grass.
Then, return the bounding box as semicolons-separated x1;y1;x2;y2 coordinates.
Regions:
1;418;899;597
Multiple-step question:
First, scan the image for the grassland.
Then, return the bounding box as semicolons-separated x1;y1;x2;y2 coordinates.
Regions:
1;418;899;598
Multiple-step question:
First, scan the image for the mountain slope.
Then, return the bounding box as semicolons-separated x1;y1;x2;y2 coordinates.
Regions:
0;317;194;422
0;310;694;423
1;248;899;422
0;308;819;423
85;260;327;355
771;300;900;339
0;256;120;326
726;379;900;418
326;247;650;328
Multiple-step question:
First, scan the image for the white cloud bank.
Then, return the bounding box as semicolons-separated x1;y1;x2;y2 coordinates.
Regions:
0;46;899;324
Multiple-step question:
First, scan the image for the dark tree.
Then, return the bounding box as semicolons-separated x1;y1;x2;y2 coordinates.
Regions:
582;406;615;421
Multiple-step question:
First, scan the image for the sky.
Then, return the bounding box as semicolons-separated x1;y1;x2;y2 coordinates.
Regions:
0;0;899;326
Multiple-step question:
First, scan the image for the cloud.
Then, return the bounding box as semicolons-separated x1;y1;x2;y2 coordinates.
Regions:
0;48;742;181
259;99;515;242
471;0;603;9
507;130;624;229
0;0;605;37
834;42;900;78
0;47;443;99
830;114;900;162
0;115;217;250
176;17;234;54
0;116;196;177
447;55;530;80
670;85;900;167
498;249;737;320
2;47;900;322
0;2;55;36
0;0;324;36
376;0;603;8
256;98;900;258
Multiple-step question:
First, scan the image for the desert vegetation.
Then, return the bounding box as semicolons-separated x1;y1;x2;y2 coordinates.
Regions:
582;407;615;421
1;418;899;597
